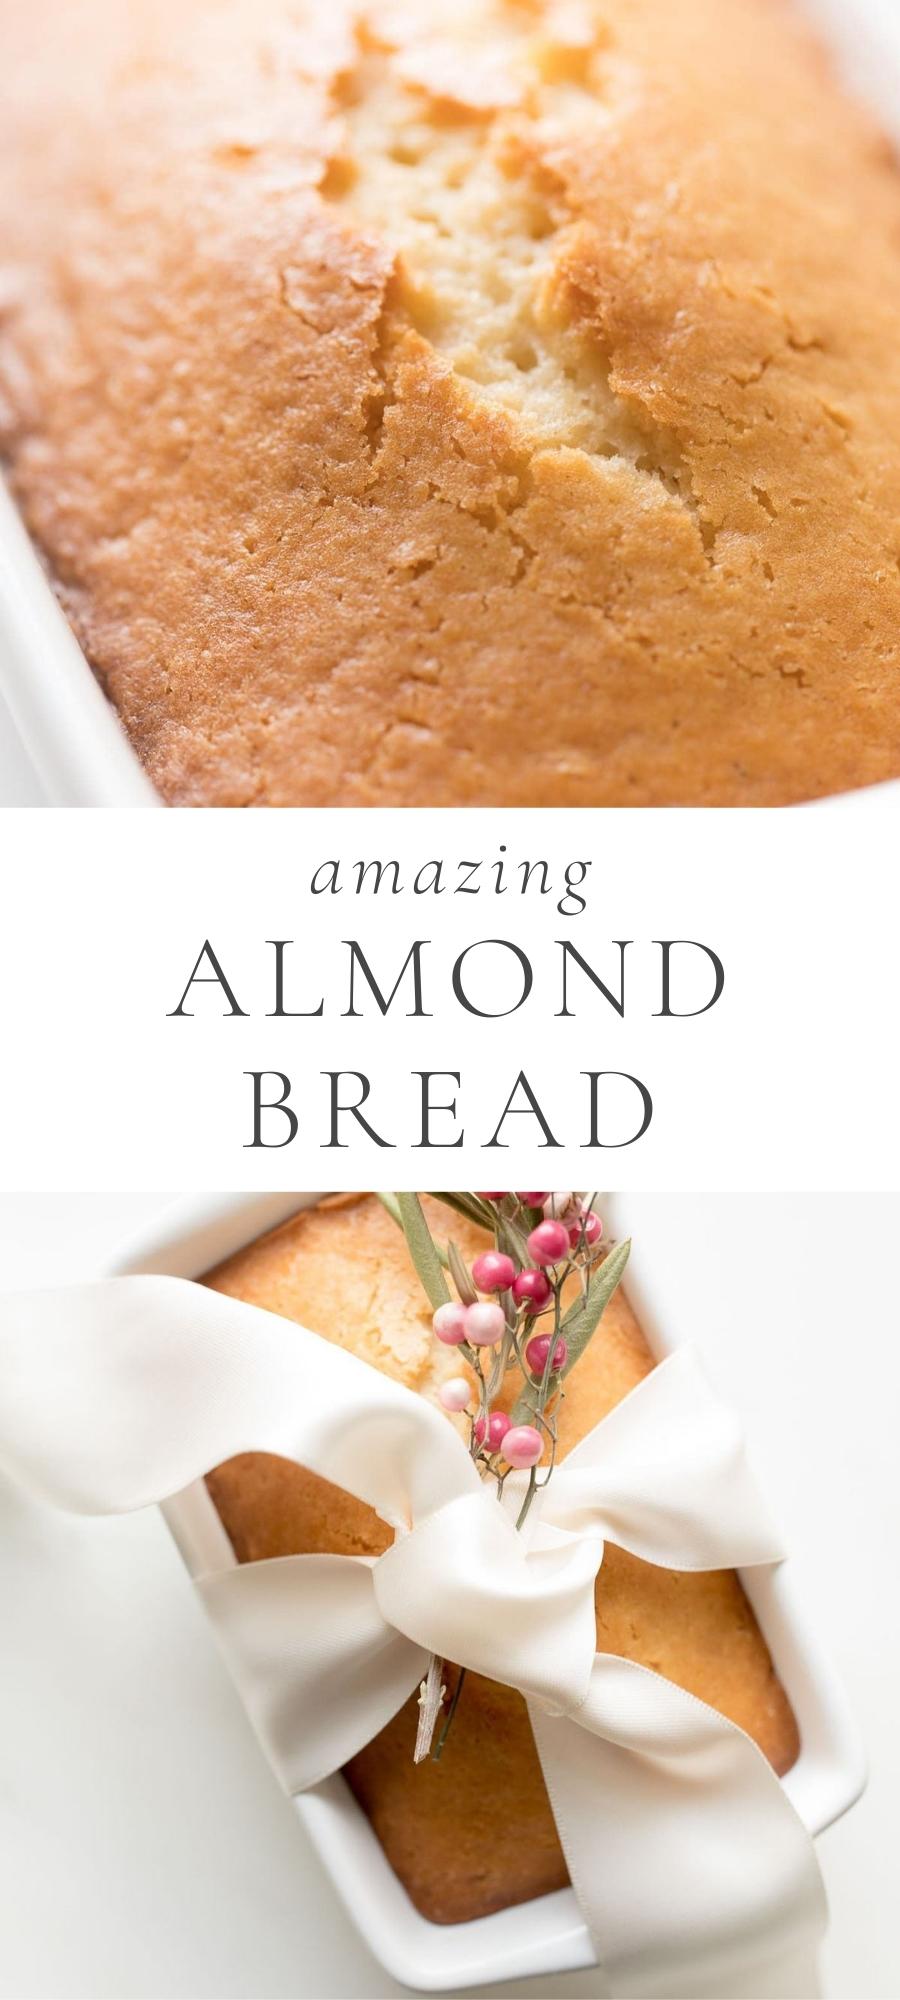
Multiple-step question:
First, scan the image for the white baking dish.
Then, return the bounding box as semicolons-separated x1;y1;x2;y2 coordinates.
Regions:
0;481;159;805
1;3;899;810
102;1191;867;1994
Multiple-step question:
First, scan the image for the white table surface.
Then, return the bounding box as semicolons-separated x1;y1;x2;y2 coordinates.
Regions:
0;1194;897;2000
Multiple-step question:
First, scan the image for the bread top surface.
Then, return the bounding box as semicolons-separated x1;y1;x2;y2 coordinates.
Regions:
2;0;900;805
202;1196;799;1922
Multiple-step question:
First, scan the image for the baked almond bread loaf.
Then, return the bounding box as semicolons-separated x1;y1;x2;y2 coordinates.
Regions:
2;0;900;805
203;1196;799;1925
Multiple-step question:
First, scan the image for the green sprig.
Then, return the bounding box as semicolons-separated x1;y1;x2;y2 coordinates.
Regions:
447;1238;478;1306
511;1236;631;1424
426;1191;496;1231
393;1193;451;1310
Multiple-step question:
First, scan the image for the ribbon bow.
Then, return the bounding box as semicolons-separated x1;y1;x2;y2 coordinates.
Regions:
0;1275;826;1995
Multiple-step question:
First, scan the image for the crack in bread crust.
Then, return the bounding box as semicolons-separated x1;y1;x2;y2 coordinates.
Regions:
320;11;712;552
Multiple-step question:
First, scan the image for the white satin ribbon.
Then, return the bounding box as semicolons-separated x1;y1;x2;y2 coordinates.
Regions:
0;1276;827;1994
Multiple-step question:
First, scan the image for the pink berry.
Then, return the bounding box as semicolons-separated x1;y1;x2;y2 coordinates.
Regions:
515;1192;549;1206
570;1208;603;1249
477;1192;507;1202
543;1192;574;1219
463;1300;506;1347
474;1409;512;1450
501;1424;543;1469
527;1218;571;1267
439;1377;472;1413
512;1267;553;1311
525;1332;567;1375
432;1301;468;1345
471;1250;516;1293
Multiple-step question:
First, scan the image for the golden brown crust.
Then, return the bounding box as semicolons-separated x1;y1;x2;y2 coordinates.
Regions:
204;1196;799;1924
2;0;900;805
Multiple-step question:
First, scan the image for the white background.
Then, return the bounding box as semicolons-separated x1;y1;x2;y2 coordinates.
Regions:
0;806;899;1193
0;1192;898;2000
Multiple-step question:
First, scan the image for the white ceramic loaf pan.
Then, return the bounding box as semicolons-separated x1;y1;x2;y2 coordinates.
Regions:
2;0;900;810
103;1192;867;1994
0;481;159;806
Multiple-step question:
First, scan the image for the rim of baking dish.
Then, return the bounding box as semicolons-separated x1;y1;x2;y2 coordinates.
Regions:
0;481;159;805
100;1192;867;1993
2;478;899;810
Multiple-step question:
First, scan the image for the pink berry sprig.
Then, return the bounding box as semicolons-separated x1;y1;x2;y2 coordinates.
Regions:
432;1193;608;1514
385;1191;629;1761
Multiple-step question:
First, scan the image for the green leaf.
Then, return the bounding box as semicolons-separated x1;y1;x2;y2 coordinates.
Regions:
376;1191;449;1268
374;1191;404;1229
395;1193;451;1310
447;1238;477;1306
557;1237;631;1367
495;1214;531;1266
426;1191;495;1232
511;1237;631;1424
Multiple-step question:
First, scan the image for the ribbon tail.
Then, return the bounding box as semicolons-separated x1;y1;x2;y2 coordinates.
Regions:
528;1654;827;1999
198;1553;427;1793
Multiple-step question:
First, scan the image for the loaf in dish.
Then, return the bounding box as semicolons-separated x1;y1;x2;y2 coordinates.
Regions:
1;0;900;805
203;1196;799;1924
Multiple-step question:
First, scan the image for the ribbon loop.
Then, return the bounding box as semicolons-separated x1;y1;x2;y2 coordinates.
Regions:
198;1554;428;1793
541;1346;784;1571
0;1276;480;1529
